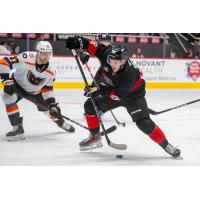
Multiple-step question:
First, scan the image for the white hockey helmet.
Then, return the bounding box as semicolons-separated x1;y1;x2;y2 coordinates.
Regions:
36;41;53;54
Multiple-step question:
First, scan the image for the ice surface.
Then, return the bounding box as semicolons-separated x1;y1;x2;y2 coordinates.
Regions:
1;89;200;166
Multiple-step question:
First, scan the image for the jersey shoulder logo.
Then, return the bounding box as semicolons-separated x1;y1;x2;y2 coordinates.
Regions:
21;52;36;61
27;70;46;86
29;52;35;58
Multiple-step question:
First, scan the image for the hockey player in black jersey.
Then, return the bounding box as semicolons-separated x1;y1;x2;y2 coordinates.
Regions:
66;36;181;158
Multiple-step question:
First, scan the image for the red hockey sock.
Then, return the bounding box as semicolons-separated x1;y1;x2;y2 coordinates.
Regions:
86;114;100;130
148;126;166;145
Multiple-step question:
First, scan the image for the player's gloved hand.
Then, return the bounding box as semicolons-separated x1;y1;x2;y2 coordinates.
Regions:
0;73;10;82
1;72;14;85
84;86;98;97
65;37;83;50
1;72;15;95
2;79;14;86
49;103;61;118
80;51;90;65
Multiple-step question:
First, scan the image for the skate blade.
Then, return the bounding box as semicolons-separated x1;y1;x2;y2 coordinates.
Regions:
170;155;183;160
64;129;75;134
66;129;75;133
80;142;103;151
7;134;25;141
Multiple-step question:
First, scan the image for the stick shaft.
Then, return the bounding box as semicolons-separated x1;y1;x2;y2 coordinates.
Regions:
149;98;200;115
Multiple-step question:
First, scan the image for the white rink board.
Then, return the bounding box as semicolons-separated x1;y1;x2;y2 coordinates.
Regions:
132;58;200;82
41;57;200;83
1;55;200;83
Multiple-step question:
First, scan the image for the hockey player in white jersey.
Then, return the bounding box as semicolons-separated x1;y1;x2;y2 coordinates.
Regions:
0;41;75;141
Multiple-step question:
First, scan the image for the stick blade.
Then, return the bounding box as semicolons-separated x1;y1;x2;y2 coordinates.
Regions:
110;142;127;150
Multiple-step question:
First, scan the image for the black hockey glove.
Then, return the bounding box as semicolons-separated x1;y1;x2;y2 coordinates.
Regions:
1;76;15;96
80;51;90;65
65;37;84;50
84;86;98;97
84;86;109;102
0;73;10;81
49;103;61;118
2;79;14;86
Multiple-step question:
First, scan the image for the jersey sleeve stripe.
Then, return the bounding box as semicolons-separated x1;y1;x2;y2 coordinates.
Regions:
25;62;35;67
0;58;12;69
45;70;55;76
3;57;13;69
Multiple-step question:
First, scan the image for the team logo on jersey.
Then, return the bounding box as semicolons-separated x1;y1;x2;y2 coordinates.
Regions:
185;61;200;81
29;53;35;58
27;70;46;86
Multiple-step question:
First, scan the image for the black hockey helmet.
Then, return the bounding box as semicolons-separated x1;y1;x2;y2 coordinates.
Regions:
107;45;128;64
98;33;111;41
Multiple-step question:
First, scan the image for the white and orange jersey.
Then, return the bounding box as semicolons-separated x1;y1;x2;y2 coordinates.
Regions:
0;51;56;100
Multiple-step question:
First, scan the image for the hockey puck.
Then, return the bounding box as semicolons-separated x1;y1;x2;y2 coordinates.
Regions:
116;155;123;158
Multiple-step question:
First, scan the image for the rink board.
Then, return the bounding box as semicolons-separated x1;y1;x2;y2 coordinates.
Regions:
0;55;200;89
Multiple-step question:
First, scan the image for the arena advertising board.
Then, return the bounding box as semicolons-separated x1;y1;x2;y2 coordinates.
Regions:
1;55;200;88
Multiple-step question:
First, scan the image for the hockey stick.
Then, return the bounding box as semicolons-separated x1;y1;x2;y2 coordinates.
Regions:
61;115;116;136
72;49;127;150
149;98;200;115
109;110;126;127
12;83;116;136
85;62;126;127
